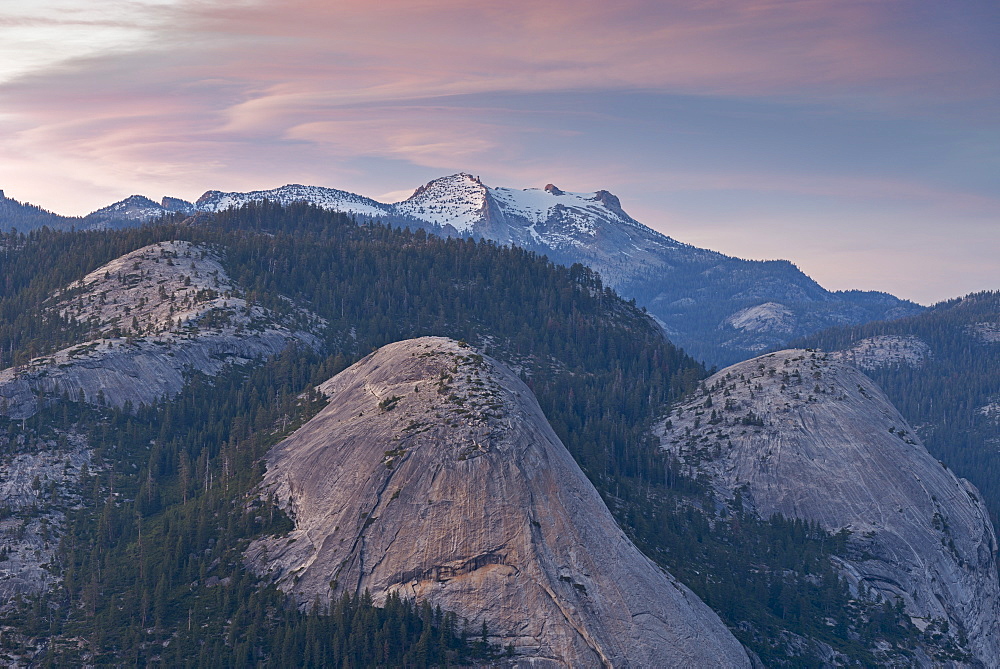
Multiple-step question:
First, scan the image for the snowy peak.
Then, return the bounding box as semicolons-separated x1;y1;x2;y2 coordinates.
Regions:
394;173;489;232
101;194;161;213
86;195;167;226
391;172;653;247
490;183;633;229
195;184;391;219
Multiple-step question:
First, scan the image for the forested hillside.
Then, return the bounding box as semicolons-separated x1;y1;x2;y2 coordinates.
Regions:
0;204;936;664
0;192;74;234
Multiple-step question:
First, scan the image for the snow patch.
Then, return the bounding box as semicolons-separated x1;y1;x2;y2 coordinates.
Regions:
197;184;391;218
978;402;1000;422
393;173;486;232
491;186;624;231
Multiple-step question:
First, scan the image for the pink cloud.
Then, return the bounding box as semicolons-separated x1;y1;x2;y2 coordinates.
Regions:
162;0;992;99
0;0;995;223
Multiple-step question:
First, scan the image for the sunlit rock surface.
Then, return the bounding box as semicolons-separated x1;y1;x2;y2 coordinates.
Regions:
248;337;752;667
0;241;321;419
657;349;1000;665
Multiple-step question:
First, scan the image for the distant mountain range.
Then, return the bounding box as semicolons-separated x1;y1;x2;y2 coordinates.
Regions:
1;203;996;665
0;175;924;365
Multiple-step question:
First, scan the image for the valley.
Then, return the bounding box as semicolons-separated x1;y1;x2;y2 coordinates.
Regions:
0;201;995;666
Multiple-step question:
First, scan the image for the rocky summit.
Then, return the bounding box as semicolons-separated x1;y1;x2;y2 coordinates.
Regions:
246;337;753;667
657;349;1000;665
0;241;321;419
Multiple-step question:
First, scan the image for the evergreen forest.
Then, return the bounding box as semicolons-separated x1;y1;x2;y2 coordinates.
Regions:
0;204;946;665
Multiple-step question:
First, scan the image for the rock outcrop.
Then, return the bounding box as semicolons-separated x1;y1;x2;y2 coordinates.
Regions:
832;334;931;370
0;241;321;419
0;432;90;602
247;337;753;667
657;349;1000;664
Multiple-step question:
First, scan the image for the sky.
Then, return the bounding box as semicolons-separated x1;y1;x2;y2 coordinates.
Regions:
1;0;997;305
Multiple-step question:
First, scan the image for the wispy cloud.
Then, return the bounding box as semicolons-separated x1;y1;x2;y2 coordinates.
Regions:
0;0;996;302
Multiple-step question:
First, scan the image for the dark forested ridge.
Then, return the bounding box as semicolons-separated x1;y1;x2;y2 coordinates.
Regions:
0;204;939;664
0;192;76;233
792;291;1000;526
613;255;923;368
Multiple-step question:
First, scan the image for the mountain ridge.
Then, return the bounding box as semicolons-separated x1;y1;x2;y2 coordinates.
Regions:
0;206;985;665
1;176;924;366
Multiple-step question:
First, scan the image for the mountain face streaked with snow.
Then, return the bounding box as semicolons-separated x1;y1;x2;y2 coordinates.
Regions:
1;174;923;365
196;184;391;219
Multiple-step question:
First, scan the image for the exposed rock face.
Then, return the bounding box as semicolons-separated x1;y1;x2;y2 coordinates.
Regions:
970;322;1000;344
54;240;236;334
833;334;931;370
0;331;301;420
0;241;321;419
657;349;1000;664
160;196;195;214
247;337;752;668
0;432;90;602
724;302;796;334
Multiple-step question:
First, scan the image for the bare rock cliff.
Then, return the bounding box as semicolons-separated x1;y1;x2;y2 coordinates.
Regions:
0;433;90;602
658;349;1000;665
247;337;752;668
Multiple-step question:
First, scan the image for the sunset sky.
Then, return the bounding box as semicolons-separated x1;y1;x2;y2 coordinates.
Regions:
1;0;997;304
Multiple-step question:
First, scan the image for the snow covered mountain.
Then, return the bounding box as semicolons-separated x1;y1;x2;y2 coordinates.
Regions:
389;174;700;287
386;174;924;365
195;184;391;219
1;175;924;365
